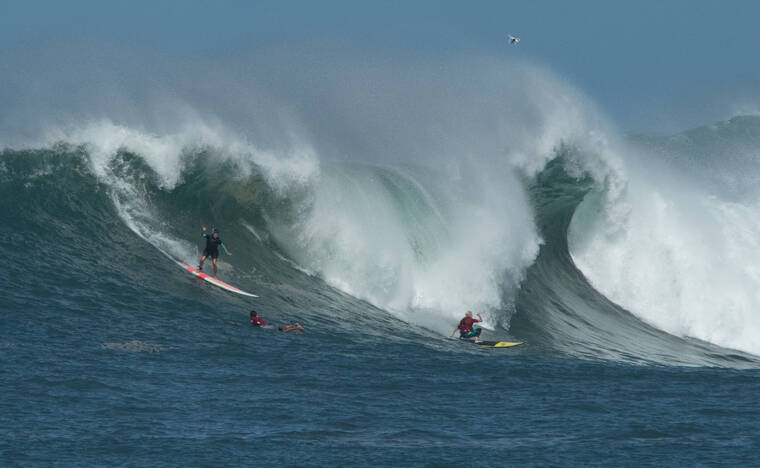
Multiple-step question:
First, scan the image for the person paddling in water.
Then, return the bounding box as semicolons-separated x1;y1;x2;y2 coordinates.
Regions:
250;310;270;327
198;226;231;278
451;310;483;342
250;310;305;333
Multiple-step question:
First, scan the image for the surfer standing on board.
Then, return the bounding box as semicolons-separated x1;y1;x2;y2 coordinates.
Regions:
198;226;232;278
451;311;483;343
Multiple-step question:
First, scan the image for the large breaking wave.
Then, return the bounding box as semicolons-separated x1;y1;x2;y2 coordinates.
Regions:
3;47;760;366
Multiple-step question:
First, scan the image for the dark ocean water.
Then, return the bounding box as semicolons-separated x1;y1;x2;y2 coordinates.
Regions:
3;119;760;466
3;317;760;466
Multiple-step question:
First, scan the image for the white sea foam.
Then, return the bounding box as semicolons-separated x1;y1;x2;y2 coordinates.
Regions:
39;117;318;265
259;60;621;334
270;163;541;333
42;118;319;191
570;141;760;356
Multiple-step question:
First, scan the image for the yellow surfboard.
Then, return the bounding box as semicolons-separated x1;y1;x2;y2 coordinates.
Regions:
476;341;524;348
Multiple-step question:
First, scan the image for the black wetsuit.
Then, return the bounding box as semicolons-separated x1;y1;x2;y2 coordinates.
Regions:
202;234;225;259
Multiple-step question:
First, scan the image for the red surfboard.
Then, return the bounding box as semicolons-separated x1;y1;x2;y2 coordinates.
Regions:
176;261;258;298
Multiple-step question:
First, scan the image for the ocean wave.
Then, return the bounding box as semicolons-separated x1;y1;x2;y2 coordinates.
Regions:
4;49;760;366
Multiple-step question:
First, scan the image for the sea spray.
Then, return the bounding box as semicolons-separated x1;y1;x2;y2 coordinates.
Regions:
570;117;760;356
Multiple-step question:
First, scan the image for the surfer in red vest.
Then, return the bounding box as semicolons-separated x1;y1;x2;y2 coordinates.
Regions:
250;310;270;327
451;311;483;342
198;226;232;278
250;311;304;333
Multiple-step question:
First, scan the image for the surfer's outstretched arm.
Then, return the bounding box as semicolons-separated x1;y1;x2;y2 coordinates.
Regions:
221;243;231;256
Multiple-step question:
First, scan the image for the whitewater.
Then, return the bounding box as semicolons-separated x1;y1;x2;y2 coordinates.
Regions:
3;48;760;465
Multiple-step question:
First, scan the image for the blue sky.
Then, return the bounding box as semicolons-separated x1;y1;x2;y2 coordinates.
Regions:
1;0;759;132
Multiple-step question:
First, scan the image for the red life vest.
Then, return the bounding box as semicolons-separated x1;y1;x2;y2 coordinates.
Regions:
458;317;478;333
251;316;270;327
